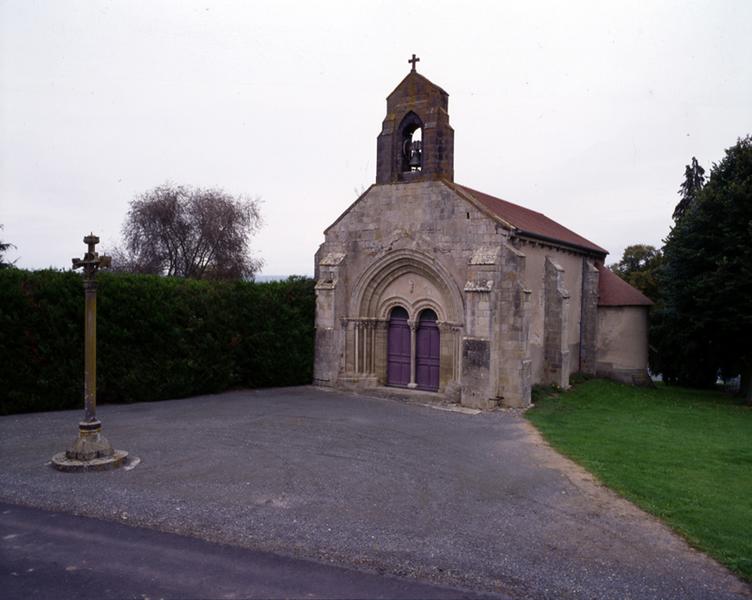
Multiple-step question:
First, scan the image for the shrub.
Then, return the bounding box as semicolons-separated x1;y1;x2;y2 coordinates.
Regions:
0;270;314;415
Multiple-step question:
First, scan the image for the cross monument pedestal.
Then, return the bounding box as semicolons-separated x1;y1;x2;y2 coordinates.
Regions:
52;234;128;472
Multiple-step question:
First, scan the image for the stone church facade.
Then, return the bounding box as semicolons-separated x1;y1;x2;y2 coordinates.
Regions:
314;65;651;409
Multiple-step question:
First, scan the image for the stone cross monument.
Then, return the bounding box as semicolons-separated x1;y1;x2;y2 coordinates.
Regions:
52;234;128;472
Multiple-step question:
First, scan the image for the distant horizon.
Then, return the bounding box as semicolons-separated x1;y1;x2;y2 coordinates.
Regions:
255;273;310;281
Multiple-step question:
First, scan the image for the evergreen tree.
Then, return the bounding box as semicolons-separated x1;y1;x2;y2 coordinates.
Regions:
660;136;752;401
673;156;706;222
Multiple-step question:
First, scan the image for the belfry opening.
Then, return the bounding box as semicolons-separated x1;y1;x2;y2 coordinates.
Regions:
400;112;423;173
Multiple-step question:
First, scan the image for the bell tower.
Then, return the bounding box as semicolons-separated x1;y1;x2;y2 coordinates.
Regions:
376;56;454;184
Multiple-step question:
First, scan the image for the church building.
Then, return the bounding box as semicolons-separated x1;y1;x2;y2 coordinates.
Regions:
314;59;651;409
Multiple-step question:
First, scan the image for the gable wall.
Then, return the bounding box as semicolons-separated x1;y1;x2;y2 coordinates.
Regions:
317;180;516;404
323;181;509;297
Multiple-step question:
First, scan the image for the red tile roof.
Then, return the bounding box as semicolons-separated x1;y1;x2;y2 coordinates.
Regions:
597;264;653;306
452;183;608;255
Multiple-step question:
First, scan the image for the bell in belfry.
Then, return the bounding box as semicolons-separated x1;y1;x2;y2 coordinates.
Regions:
409;140;422;170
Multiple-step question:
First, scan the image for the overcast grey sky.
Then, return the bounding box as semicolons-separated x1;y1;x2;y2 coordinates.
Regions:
1;0;750;275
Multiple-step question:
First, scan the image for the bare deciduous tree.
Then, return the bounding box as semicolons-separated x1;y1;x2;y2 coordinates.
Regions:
113;184;263;280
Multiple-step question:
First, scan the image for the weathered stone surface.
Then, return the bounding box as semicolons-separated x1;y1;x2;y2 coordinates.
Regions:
65;429;114;461
376;71;454;184
319;252;346;266
579;259;599;375
461;338;493;409
51;449;128;473
52;234;126;472
313;327;337;385
543;257;571;388
597;305;652;385
495;244;532;407
469;246;498;265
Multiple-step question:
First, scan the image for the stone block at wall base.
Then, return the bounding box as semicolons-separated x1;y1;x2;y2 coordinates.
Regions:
461;338;491;408
313;327;338;385
443;381;462;403
336;375;380;390
460;394;499;410
499;359;532;408
499;396;528;408
596;363;654;387
544;350;571;390
366;385;454;407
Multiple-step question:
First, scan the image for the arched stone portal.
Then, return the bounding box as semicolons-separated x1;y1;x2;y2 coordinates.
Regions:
342;250;463;397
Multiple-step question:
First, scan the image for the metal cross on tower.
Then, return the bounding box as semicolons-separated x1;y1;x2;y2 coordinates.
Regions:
408;54;420;72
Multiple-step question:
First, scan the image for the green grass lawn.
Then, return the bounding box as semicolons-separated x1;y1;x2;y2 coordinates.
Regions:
525;379;752;580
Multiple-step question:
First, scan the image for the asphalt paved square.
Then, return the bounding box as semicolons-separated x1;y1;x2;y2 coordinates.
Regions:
0;387;748;599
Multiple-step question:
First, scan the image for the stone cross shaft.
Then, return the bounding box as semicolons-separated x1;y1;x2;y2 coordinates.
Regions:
71;234;111;424
51;232;127;471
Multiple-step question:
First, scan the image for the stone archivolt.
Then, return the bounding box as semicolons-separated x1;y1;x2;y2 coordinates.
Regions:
336;249;464;396
352;249;463;323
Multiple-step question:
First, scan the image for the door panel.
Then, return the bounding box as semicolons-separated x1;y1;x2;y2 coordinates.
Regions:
416;311;440;391
387;308;410;387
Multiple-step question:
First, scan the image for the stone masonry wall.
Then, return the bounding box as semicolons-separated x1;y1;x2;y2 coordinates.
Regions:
515;241;590;384
317;181;514;406
596;306;652;385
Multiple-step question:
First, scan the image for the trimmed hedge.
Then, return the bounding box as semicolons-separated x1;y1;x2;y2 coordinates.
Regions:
0;269;315;415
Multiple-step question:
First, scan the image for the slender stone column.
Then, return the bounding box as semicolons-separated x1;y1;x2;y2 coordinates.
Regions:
371;321;377;374
340;318;349;375
52;233;127;472
354;321;360;374
83;280;98;423
407;319;418;389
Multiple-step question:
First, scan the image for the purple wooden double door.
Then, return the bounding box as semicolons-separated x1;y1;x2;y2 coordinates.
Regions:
387;307;440;392
386;307;411;387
